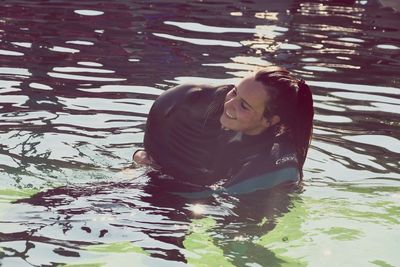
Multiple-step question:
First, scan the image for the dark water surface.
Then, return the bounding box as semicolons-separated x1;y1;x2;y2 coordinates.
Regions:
0;0;399;266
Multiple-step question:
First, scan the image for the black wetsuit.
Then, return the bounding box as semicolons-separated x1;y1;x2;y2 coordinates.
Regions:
143;84;299;195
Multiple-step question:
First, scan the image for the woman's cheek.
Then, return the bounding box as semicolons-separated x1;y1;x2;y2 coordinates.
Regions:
224;98;234;110
238;111;252;123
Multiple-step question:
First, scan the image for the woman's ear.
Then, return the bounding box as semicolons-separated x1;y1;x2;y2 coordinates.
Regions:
263;115;280;128
270;115;281;126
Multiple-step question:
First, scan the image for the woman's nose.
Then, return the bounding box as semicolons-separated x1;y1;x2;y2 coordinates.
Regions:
225;96;239;109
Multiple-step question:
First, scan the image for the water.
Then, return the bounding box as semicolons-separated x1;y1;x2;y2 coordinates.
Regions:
0;0;399;266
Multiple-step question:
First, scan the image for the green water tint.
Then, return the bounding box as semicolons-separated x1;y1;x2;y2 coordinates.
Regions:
370;260;396;267
0;188;40;221
0;188;39;263
0;188;40;203
256;199;308;267
183;217;235;267
0;182;385;262
320;227;363;241
1;184;398;267
255;186;400;267
60;264;103;267
57;242;150;267
183;215;304;267
84;241;149;255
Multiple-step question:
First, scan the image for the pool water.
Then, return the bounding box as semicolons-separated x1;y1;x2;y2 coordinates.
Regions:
0;0;399;266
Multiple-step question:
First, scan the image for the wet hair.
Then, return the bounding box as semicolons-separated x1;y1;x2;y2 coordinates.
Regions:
254;66;314;171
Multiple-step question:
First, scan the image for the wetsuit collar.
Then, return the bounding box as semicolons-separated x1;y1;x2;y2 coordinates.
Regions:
239;126;275;144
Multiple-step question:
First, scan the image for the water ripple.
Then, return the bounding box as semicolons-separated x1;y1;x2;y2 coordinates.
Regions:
165;21;287;36
53;67;115;74
74;10;104;16
77;62;103;67
77;85;163;96
48;46;80;54
0;49;24;56
47;72;125;82
0;1;399;266
0;67;30;76
29;83;53;90
58;97;152;114
308;81;400;95
342;135;400;154
330;92;399;105
66;40;95;46
153;33;242;47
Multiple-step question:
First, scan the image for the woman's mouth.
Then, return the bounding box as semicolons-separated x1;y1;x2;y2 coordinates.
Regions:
225;110;236;119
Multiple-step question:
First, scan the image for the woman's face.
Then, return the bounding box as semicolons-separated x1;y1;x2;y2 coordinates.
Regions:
220;75;271;135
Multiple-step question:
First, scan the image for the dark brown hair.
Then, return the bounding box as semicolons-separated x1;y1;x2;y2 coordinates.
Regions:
255;66;314;171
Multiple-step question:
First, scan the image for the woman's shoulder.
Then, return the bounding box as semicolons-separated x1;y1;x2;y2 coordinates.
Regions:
270;134;298;169
153;83;230;108
163;83;231;95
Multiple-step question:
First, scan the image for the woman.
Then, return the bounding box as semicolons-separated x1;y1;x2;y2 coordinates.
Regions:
134;66;314;195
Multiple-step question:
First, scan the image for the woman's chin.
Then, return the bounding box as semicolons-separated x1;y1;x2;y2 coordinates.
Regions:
220;115;234;131
219;115;227;127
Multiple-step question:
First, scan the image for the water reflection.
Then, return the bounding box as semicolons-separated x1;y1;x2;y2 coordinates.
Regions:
0;176;298;266
0;0;399;266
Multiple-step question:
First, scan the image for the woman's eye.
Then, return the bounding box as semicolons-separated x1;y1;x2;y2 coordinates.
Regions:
240;102;248;110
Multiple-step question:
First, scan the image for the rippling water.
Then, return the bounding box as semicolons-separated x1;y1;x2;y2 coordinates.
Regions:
0;1;399;266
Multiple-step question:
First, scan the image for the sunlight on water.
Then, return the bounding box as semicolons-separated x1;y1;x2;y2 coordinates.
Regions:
153;33;243;47
164;21;287;37
11;42;32;48
376;44;399;50
0;0;399;266
77;85;164;95
66;40;95;46
342;135;400;154
47;72;126;81
0;68;30;76
77;61;103;67
190;204;206;215
279;43;302;50
53;67;115;74
74;10;104;16
29;83;53;90
303;66;337;72
0;49;24;56
48;46;80;54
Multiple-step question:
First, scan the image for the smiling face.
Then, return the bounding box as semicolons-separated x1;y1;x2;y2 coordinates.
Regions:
219;75;272;135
